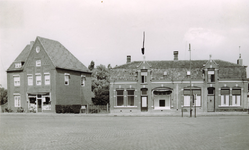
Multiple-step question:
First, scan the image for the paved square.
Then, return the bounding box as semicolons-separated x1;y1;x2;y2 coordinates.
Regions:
0;114;249;150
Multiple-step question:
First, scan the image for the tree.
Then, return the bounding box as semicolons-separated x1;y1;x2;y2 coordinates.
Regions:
0;87;8;105
91;64;110;105
88;60;95;71
107;64;112;70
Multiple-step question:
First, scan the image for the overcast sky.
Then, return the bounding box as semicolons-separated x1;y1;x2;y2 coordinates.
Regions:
1;0;249;88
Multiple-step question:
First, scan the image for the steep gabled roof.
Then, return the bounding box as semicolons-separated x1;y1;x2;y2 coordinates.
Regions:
37;36;90;73
7;45;31;71
7;36;90;73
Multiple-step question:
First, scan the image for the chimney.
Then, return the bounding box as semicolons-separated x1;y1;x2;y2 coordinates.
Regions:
237;54;243;65
127;55;131;63
30;41;34;50
173;51;178;60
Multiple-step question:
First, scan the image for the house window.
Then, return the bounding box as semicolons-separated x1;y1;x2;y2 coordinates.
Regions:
220;89;229;106
159;100;165;107
183;89;201;106
64;74;70;85
36;74;41;85
14;75;20;86
27;75;33;86
127;90;134;106
44;73;50;85
208;70;215;82
232;89;241;106
36;60;41;67
14;95;21;107
15;63;22;68
81;75;86;86
141;72;147;83
116;90;124;106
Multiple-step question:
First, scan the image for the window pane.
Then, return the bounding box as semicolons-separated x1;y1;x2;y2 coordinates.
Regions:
141;89;147;95
128;96;134;106
117;96;123;106
184;96;190;106
45;74;50;85
28;76;33;85
117;90;123;95
159;100;165;107
127;90;134;95
221;89;229;95
208;88;214;94
232;89;241;95
36;75;41;85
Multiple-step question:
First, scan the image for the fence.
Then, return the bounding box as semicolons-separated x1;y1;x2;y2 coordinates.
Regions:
84;104;110;114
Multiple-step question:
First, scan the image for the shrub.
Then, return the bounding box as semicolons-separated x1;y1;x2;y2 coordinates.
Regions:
17;107;24;113
72;105;81;114
55;105;62;113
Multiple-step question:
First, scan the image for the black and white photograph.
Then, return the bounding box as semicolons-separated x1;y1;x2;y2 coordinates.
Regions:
0;0;249;149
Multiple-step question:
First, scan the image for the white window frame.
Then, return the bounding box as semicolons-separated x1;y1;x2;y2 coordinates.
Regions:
14;95;21;107
27;74;33;86
36;60;41;67
232;89;241;106
44;73;50;85
64;73;70;85
221;95;229;106
15;63;21;68
13;75;20;86
36;74;42;85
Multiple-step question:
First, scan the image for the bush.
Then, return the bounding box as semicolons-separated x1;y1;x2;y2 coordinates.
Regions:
55;105;62;113
72;105;81;114
17;107;24;113
56;104;81;114
5;107;13;113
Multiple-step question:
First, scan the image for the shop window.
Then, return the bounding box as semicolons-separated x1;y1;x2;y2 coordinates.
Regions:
36;74;41;85
27;75;33;86
13;75;20;86
14;95;21;107
43;97;51;110
141;72;147;83
208;70;215;82
220;89;229;106
127;90;134;106
232;89;241;106
116;90;124;106
44;73;50;85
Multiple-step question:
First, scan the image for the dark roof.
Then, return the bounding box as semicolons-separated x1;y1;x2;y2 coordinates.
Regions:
110;60;247;81
7;45;31;71
7;36;90;73
114;60;243;69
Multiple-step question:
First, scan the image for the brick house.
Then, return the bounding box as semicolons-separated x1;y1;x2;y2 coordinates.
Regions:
7;36;92;113
109;52;248;113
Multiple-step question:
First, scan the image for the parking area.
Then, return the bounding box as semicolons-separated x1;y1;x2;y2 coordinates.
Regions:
0;114;249;150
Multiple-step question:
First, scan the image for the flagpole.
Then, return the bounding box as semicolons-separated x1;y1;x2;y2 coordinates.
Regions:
189;43;192;117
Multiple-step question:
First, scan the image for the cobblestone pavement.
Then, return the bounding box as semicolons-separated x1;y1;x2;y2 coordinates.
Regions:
0;114;249;150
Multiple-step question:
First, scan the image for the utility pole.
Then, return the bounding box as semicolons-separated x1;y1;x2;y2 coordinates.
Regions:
189;43;192;117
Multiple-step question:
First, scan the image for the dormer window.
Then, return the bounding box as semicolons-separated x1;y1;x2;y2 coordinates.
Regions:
15;63;22;68
141;72;147;83
36;60;41;67
208;70;215;82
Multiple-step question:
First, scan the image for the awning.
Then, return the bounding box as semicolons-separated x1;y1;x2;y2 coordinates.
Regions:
152;87;173;92
28;92;49;96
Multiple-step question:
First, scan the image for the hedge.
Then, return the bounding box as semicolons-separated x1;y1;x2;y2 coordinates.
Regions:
56;104;81;114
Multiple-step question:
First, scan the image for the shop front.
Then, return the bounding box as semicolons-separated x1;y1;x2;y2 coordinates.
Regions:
27;93;51;113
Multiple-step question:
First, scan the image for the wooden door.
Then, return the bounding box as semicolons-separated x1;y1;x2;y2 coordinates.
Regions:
207;96;215;112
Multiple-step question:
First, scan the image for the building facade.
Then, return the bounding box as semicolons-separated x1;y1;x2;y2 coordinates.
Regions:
7;36;92;113
109;52;248;113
